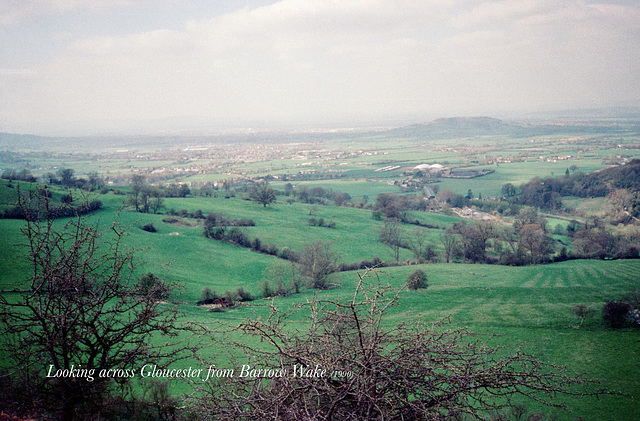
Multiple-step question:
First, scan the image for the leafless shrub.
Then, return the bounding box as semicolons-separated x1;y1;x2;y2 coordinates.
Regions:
193;270;597;420
0;202;195;420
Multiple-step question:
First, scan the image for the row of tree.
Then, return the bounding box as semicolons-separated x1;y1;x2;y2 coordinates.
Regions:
509;160;640;214
1;188;103;221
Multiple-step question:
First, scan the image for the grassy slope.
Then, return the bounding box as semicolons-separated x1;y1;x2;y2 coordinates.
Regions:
1;182;639;420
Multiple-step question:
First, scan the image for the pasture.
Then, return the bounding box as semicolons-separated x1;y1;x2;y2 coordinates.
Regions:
1;187;639;419
1;121;639;419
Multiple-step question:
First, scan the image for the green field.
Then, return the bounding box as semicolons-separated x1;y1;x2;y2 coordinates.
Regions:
1;188;639;419
1;123;639;419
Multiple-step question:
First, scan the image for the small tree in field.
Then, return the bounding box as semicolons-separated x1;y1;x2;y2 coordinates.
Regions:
249;180;277;207
440;231;461;263
407;268;429;290
379;219;404;262
0;198;192;420
194;270;597;420
572;304;595;328
299;240;338;289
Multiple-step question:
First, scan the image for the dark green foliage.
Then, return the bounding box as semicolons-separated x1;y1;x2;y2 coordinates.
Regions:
407;269;429;290
224;287;253;303
308;217;337;228
608;159;640;192
249;180;277;207
203;212;255;241
57;168;76;188
204;226;226;240
163;183;191;198
166;208;206;219
338;257;384;272
602;300;631;328
260;242;279;256
261;279;292;298
141;223;157;233
295;186;350;206
235;286;253;302
279;247;299;262
203;218;280;257
514;160;640;212
1;192;102;221
226;227;251;247
1;168;37;182
199;287;219;304
204;212;255;227
137;272;170;300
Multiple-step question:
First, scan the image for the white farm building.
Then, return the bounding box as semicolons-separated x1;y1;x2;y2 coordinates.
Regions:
414;163;444;174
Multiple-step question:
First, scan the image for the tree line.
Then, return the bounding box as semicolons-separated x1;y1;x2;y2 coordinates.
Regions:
509;159;640;214
0;187;102;221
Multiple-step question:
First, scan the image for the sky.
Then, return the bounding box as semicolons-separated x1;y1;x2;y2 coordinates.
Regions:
1;0;639;135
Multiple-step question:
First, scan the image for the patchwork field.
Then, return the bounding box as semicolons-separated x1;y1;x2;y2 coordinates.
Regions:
1;119;639;419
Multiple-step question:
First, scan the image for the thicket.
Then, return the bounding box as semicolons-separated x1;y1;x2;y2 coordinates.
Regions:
406;269;429;290
1;168;37;182
1;190;103;221
203;212;255;228
202;217;283;259
307;217;337;228
513;160;640;213
602;286;640;328
198;286;254;307
602;301;632;328
166;208;206;219
43;168;106;192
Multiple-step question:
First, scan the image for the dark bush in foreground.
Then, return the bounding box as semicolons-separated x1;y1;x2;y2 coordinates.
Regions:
602;300;631;328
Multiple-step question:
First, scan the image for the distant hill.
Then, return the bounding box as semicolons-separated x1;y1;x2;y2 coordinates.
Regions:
385;115;640;139
0;132;56;150
427;116;512;130
525;106;640;120
386;116;533;139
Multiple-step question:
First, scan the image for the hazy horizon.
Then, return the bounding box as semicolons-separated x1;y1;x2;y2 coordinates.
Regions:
2;0;639;136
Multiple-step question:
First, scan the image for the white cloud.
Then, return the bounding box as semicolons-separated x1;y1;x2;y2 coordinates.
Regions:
0;0;134;25
1;0;639;134
450;0;561;29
